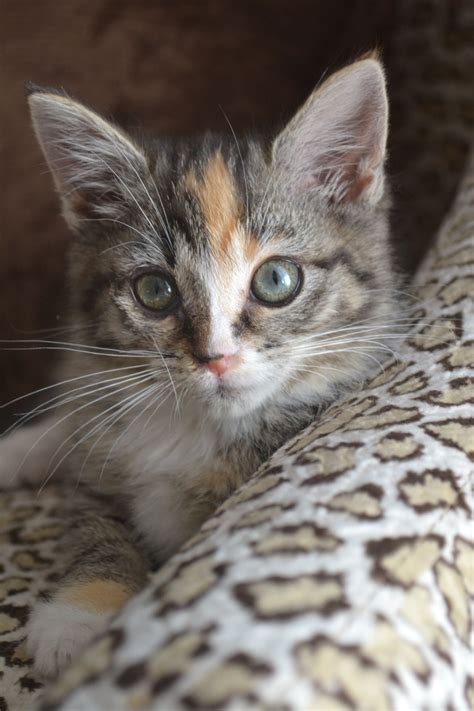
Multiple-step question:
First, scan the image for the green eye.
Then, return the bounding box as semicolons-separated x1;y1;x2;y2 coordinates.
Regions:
133;272;178;313
251;259;301;306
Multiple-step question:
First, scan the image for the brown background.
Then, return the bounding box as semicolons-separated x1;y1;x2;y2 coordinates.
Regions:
1;0;471;428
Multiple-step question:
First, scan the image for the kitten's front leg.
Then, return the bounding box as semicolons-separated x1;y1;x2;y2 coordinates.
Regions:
27;495;149;678
0;416;67;489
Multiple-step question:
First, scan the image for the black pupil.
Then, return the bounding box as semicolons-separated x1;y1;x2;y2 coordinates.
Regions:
153;278;166;295
136;274;176;311
148;276;172;300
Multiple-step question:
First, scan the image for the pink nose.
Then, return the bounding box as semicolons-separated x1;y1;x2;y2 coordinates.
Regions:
203;354;239;377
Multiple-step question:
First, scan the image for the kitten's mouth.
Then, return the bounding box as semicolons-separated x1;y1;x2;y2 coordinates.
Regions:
197;368;247;401
215;380;236;396
208;374;238;396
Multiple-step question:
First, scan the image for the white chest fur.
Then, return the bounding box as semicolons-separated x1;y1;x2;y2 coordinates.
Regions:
121;402;223;559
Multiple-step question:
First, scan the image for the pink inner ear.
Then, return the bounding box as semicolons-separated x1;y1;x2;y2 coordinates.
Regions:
274;59;388;204
301;151;375;203
324;109;385;202
345;168;375;202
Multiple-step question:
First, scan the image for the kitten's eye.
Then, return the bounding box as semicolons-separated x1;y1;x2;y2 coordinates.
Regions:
133;272;179;313
251;259;301;306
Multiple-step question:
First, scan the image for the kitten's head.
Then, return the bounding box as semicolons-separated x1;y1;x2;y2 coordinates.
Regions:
29;56;394;420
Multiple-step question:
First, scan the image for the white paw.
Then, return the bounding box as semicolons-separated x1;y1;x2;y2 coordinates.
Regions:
0;417;65;489
26;598;112;678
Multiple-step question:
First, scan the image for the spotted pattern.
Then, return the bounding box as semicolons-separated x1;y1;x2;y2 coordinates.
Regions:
0;488;65;710
15;141;469;711
1;7;474;710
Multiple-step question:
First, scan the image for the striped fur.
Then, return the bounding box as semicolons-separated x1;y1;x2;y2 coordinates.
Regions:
18;56;399;677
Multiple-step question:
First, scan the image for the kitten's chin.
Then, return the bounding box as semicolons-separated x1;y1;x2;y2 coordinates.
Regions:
196;376;279;419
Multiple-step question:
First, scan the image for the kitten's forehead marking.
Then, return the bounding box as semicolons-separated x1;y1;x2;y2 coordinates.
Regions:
185;150;240;262
184;149;261;292
183;150;268;354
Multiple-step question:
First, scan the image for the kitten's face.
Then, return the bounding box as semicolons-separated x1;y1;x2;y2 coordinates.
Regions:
29;57;394;420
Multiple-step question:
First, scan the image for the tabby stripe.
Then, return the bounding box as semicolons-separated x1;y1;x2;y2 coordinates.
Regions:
311;251;374;284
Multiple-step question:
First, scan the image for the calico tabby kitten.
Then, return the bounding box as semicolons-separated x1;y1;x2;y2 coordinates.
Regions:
0;56;396;677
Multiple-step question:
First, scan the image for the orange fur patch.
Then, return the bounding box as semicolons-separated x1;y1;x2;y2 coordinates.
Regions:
187;463;246;505
186;151;240;261
243;232;259;262
59;579;133;613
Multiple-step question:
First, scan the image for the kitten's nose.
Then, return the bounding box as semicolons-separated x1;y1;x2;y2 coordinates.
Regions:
196;352;240;377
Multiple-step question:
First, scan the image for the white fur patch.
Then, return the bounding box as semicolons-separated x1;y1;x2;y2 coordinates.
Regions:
0;417;67;489
26;598;111;678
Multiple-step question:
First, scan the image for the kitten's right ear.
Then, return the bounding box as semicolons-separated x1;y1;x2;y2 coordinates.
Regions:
28;87;149;229
272;57;388;206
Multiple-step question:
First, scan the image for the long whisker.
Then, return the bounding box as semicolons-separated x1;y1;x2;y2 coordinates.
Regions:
97;381;174;482
89;384;165;472
73;382;166;490
278;336;405;358
2;368;156;437
41;377;159;492
98;240;143;255
280;336;399;358
8;371;156;488
294;364;366;389
256;174;280;238
298;362;360;378
287;323;459;358
146;171;174;252
219;107;250;233
0;338;155;358
277;317;431;348
79;216;158;247
1;363;151;411
93;154;164;248
289;345;390;372
294;367;332;386
100;138;174;250
29;369;157;419
151;335;179;416
4;321;99;337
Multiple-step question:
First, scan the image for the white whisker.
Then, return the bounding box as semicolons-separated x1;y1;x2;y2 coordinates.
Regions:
1;364;151;412
219;107;250;233
151;335;179;416
77;382;165;488
2;368;156;437
8;371;156;489
101;137;174;250
42;377;159;493
0;338;155;358
97;381;174;482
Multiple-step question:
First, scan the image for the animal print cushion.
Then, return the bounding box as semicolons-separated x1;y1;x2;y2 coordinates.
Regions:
0;486;65;710
21;151;471;710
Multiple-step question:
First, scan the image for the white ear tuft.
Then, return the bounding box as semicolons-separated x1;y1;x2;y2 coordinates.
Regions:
28;91;148;227
272;58;389;205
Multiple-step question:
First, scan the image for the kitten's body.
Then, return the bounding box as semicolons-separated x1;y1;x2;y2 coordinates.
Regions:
0;56;398;676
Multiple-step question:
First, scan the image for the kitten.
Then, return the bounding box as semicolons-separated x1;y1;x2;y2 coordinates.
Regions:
0;55;396;677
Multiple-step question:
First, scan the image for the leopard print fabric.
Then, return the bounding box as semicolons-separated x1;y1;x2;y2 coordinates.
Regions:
30;151;473;711
1;2;473;707
0;487;65;710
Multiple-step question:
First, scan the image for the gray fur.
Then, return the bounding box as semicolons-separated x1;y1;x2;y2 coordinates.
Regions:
17;56;401;676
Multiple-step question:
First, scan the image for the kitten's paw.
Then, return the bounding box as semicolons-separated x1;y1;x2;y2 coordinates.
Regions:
26;599;111;678
0;417;65;489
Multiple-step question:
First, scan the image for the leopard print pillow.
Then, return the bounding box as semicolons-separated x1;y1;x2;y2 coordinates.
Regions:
0;486;65;710
35;150;474;711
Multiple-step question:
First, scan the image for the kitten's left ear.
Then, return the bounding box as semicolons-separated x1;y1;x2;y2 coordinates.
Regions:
28;87;149;228
272;56;388;205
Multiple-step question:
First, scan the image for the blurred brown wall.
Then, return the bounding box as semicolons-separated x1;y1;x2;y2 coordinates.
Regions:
1;0;395;425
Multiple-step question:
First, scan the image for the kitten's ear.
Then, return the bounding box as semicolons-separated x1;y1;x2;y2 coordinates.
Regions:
28;88;149;228
272;57;388;205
